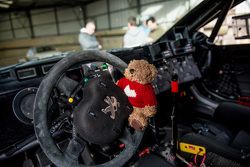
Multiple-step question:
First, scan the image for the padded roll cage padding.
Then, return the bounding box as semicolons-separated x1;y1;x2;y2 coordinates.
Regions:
33;50;143;167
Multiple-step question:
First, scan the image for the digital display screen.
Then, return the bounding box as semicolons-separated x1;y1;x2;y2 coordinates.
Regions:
42;64;54;74
17;68;37;79
172;38;188;49
149;44;161;60
149;42;172;61
170;38;193;55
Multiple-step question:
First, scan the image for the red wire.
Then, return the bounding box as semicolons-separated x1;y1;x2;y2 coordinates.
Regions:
194;151;206;167
194;151;199;165
199;153;206;167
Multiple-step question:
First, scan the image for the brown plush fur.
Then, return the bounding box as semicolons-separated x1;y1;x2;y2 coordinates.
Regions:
128;108;148;130
141;105;157;118
123;60;158;130
124;60;157;85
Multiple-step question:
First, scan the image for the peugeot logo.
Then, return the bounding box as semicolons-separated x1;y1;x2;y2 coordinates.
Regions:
101;96;120;119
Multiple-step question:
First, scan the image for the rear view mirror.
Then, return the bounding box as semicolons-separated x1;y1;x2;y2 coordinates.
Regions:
232;13;250;39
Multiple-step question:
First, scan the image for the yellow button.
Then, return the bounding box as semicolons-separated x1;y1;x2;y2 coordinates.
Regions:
68;97;74;103
179;142;206;156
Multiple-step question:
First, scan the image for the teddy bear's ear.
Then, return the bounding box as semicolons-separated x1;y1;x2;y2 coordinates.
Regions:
149;64;158;81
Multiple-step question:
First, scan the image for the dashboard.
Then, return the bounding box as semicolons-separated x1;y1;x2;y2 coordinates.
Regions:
0;55;112;153
147;27;201;94
0;26;202;158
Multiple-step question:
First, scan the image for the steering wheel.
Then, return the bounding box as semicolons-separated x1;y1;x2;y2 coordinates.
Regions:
33;50;143;167
192;31;212;74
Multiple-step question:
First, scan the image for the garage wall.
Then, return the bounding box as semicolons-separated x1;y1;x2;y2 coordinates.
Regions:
0;0;202;66
0;6;84;41
0;0;202;42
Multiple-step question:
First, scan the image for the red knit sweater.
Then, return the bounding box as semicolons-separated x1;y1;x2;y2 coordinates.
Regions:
117;78;157;108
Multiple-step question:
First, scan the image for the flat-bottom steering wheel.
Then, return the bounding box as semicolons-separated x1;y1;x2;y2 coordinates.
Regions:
33;50;143;167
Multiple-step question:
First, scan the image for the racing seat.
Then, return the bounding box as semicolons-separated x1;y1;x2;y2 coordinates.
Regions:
180;102;250;166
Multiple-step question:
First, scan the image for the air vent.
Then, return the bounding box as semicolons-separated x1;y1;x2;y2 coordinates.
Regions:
0;72;11;80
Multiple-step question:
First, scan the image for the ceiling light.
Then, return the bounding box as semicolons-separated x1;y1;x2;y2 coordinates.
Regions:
0;0;13;5
0;3;10;8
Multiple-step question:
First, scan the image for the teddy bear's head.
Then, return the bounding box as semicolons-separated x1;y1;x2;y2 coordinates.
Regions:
124;60;157;85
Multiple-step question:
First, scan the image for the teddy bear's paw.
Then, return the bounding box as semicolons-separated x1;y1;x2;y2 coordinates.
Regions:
142;106;157;117
128;114;148;131
130;119;144;131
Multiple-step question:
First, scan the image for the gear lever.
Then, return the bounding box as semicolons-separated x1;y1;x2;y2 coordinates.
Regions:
170;72;179;154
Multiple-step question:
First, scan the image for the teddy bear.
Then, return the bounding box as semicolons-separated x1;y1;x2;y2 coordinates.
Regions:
117;59;158;130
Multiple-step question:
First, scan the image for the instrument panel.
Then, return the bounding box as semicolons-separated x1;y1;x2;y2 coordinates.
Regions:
147;27;201;94
11;61;113;125
12;87;37;125
15;63;55;81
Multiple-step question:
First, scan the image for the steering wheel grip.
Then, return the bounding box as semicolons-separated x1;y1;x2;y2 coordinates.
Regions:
33;50;143;167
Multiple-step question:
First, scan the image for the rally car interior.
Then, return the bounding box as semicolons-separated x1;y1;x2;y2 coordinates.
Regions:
1;0;250;166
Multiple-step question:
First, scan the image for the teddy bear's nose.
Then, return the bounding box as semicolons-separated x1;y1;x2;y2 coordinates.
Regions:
129;69;135;74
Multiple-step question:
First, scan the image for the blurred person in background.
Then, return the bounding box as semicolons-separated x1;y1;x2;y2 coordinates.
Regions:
139;15;151;36
123;16;147;48
145;16;165;43
79;19;102;50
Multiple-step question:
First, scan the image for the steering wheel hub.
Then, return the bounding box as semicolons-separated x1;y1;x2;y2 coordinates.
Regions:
73;77;132;145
